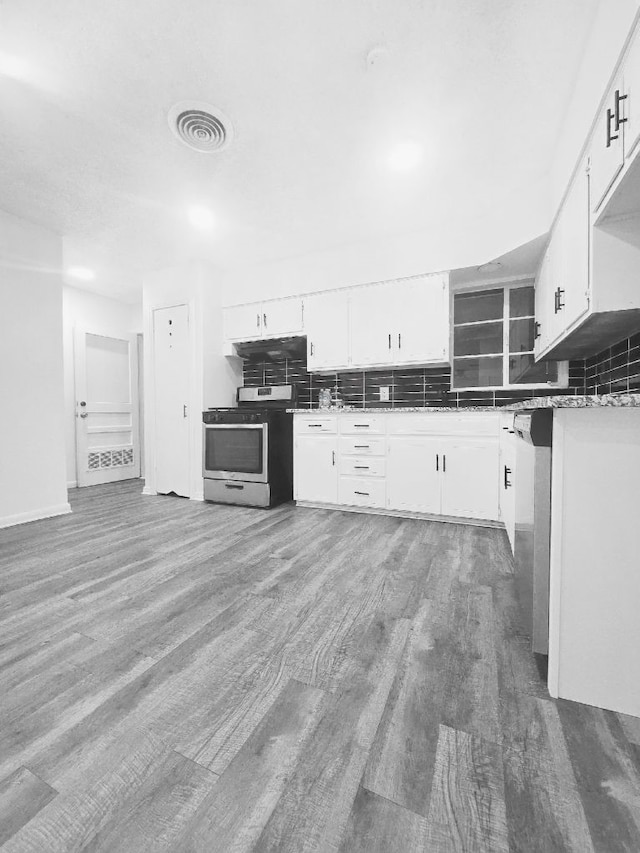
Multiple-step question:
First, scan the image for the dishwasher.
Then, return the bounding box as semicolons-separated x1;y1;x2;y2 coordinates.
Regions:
513;409;553;657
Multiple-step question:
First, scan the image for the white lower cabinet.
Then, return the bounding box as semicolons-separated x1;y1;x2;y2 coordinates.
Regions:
439;439;499;520
386;436;440;514
293;435;338;503
294;412;501;523
499;414;516;552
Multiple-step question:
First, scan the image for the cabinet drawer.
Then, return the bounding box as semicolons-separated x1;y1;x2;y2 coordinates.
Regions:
340;415;386;435
340;457;386;477
339;477;386;508
339;436;386;456
386;412;498;437
294;416;338;434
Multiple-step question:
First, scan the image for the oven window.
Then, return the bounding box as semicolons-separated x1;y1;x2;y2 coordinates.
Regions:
205;427;264;474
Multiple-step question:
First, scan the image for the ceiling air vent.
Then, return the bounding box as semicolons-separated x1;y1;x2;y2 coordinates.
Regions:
168;101;233;153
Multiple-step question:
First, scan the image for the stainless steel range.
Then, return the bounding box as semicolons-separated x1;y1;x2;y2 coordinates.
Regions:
202;385;294;508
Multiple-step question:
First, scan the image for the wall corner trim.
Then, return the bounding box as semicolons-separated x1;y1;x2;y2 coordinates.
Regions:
0;503;72;530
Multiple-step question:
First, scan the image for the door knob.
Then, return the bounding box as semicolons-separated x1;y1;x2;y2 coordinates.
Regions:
80;412;88;419
79;401;86;407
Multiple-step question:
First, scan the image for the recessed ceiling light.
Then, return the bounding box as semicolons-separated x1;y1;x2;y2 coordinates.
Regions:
388;141;424;172
67;266;95;281
188;206;215;230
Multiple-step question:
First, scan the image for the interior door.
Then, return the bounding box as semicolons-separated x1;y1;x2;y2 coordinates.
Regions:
74;329;140;487
153;304;190;497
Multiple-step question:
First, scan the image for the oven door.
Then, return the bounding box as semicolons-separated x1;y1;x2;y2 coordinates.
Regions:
203;423;268;483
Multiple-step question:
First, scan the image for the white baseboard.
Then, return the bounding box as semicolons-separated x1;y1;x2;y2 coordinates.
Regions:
0;502;72;530
190;492;204;502
294;501;503;529
67;480;78;489
141;486;157;496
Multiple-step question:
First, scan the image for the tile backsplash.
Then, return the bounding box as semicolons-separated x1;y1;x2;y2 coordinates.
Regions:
583;332;640;395
242;346;586;408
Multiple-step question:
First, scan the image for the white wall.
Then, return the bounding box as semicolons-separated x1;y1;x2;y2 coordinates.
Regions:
0;209;70;527
551;0;640;211
221;200;551;306
62;286;142;487
142;262;242;501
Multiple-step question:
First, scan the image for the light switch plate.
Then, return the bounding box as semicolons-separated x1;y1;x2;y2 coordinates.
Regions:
379;386;390;402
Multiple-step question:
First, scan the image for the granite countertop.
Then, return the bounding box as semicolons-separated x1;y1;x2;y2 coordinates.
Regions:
288;393;640;414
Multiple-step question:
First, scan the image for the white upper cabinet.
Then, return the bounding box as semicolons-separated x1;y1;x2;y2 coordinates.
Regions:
224;296;303;341
304;291;350;371
624;25;640;162
590;73;626;212
224;303;263;341
535;162;590;359
261;297;304;337
350;273;449;369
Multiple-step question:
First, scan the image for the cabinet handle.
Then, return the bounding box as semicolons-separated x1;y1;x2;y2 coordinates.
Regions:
263;313;267;328
332;450;336;466
398;332;401;349
308;424;324;428
554;287;565;314
310;341;314;356
607;107;619;148
504;466;512;489
225;483;245;490
435;454;439;472
442;454;446;473
354;491;370;496
183;404;188;418
388;333;392;350
534;321;541;339
256;313;260;328
353;424;370;428
614;88;628;132
354;444;370;449
354;465;369;470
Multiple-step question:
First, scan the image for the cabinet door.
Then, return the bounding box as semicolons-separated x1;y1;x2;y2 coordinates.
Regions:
590;77;625;212
305;292;350;371
624;26;640;162
395;275;449;364
294;436;338;503
261;297;303;338
534;239;558;357
386;436;441;514
224;303;262;340
499;422;516;552
440;439;499;521
350;285;396;367
556;163;590;334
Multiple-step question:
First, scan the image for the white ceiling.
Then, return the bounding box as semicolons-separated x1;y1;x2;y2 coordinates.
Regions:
0;0;600;302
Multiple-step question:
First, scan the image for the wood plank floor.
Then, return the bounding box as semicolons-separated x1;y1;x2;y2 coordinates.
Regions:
1;480;639;852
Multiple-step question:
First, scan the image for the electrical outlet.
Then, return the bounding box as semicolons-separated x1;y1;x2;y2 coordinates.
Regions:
379;386;390;402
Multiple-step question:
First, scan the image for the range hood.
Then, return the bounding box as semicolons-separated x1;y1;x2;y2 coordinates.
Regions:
233;336;306;362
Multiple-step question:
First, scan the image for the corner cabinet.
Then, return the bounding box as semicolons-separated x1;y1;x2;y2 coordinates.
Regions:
349;273;449;369
223;296;304;341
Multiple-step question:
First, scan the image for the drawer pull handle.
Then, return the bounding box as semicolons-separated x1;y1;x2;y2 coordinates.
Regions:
353;424;370;428
225;483;245;490
354;445;370;449
354;465;369;470
354;491;370;496
308;424;323;427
